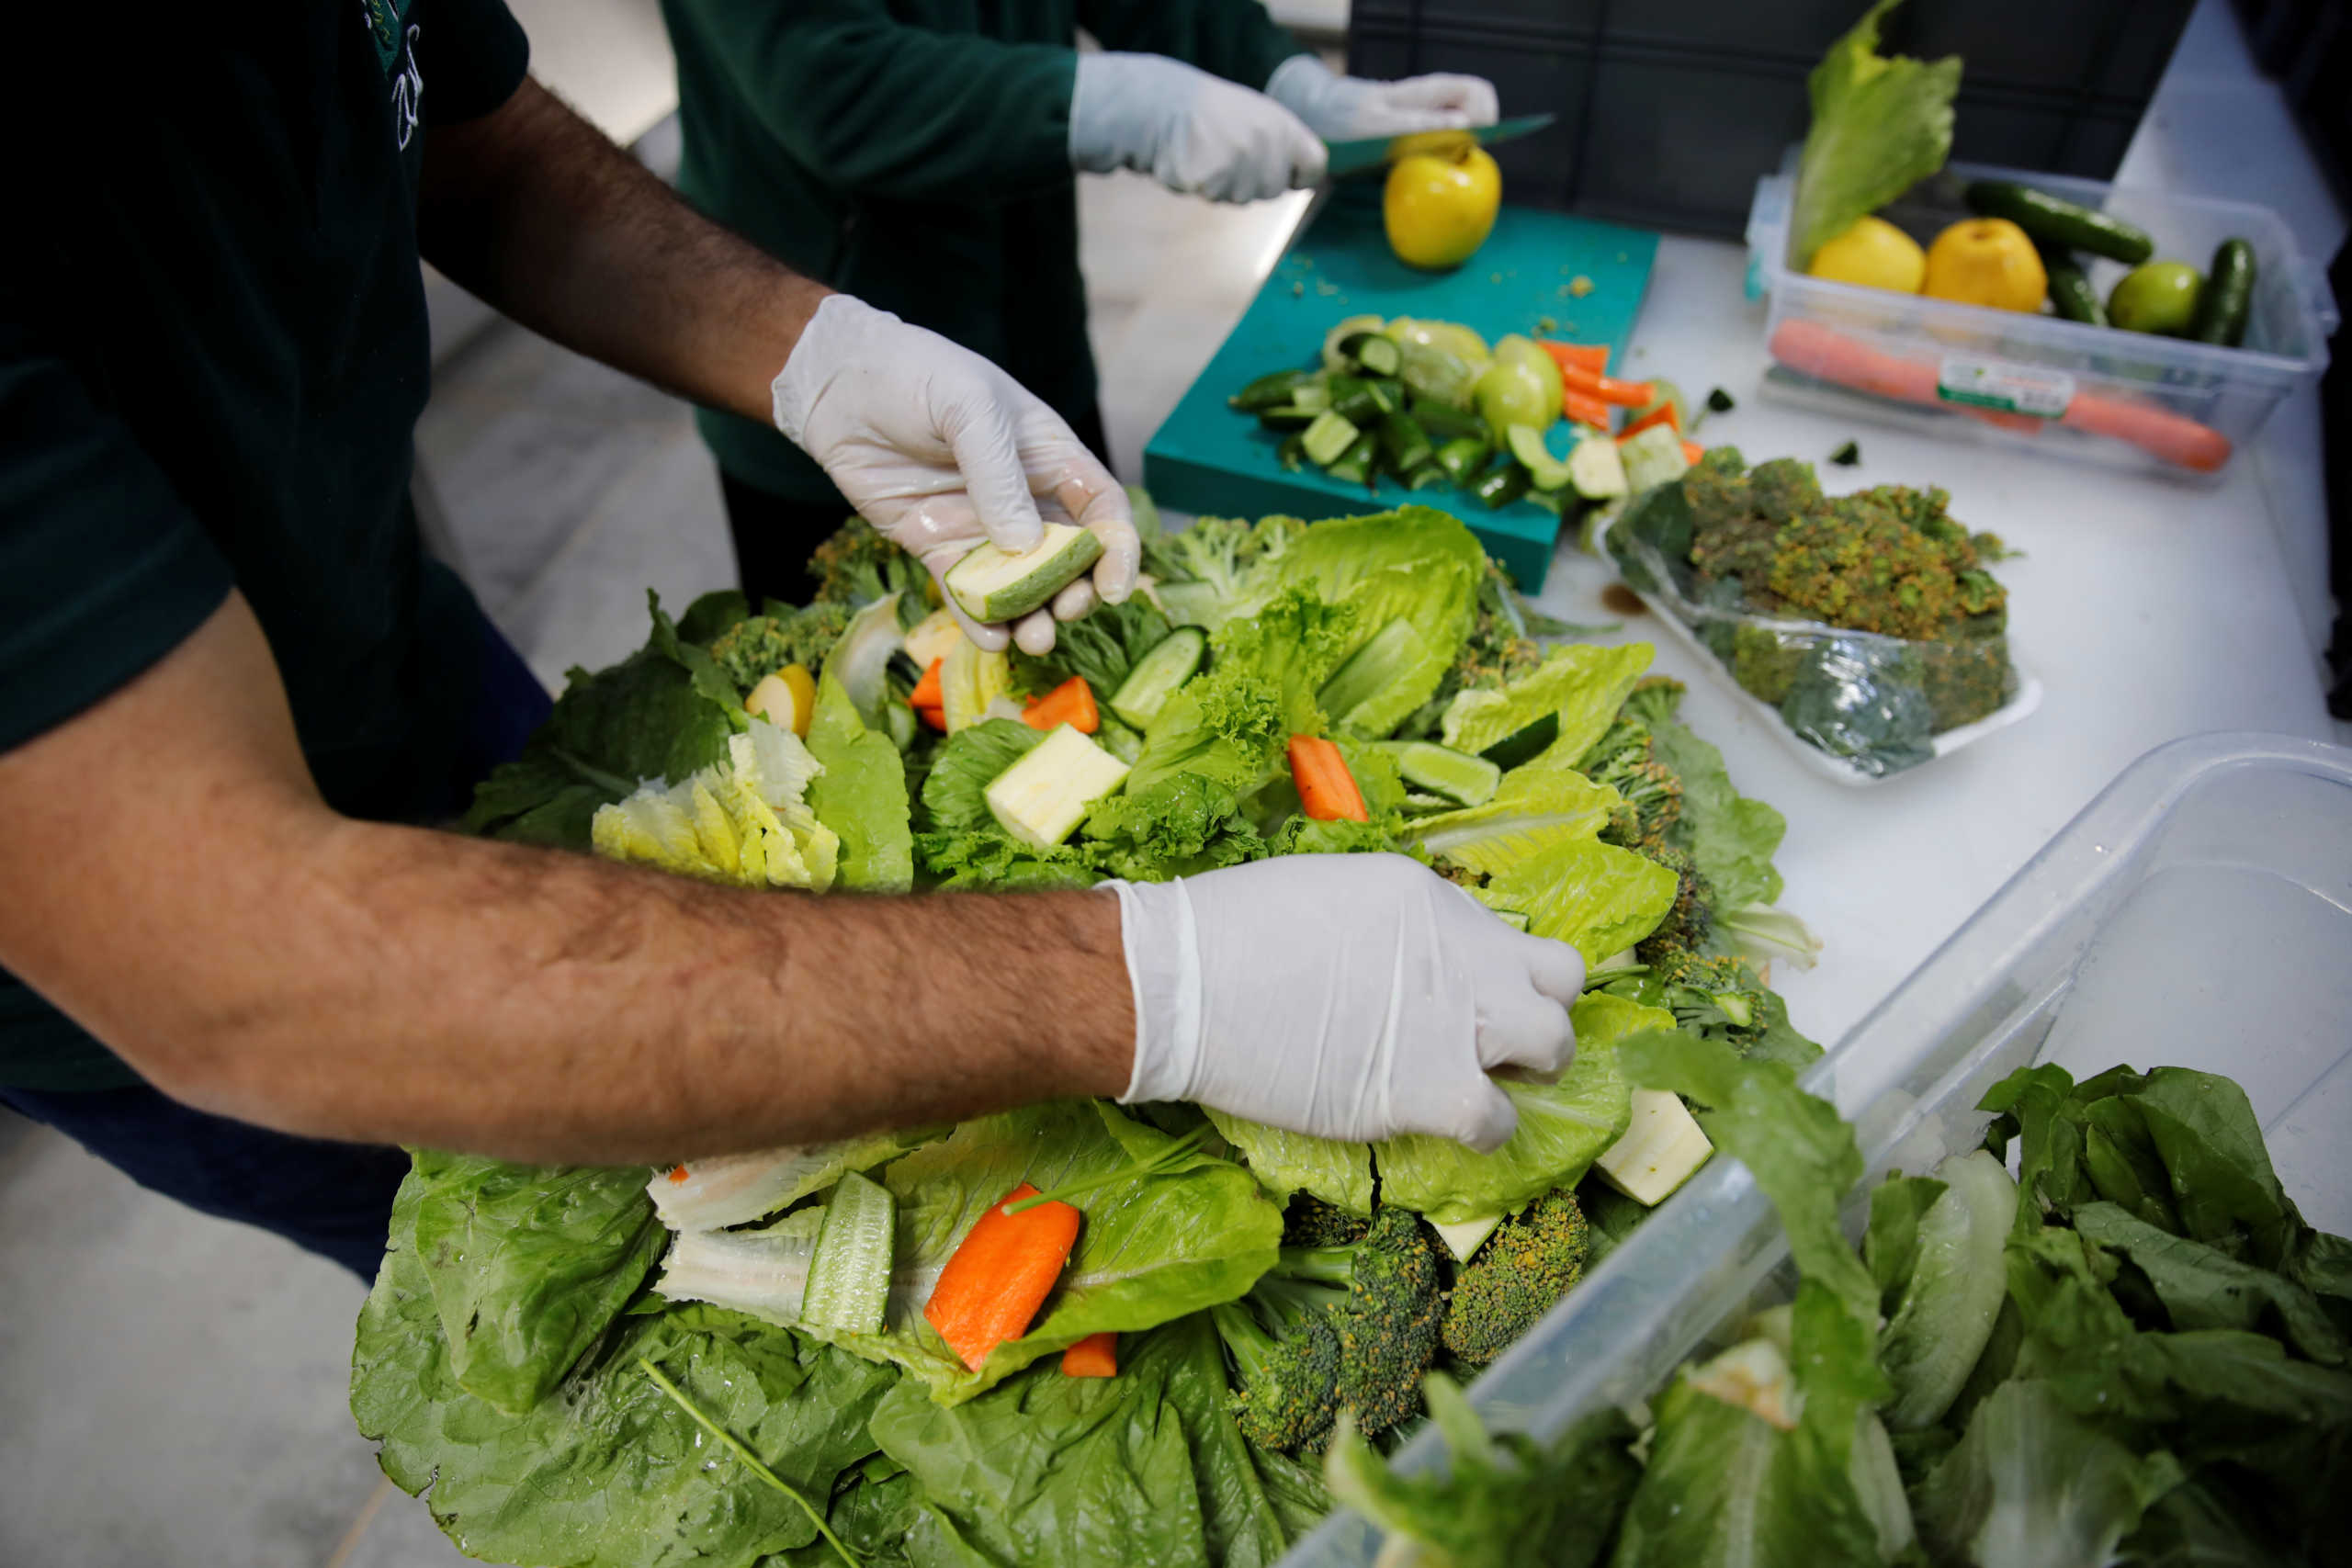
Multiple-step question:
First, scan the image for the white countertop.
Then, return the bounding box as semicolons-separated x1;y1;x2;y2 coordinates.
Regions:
1524;234;2340;1052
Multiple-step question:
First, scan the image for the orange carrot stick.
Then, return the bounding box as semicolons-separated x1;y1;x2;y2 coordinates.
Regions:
908;658;944;709
1537;340;1611;376
1061;1332;1118;1378
1022;676;1100;734
1617;401;1682;441
923;1182;1081;1372
914;702;947;733
1288;735;1369;822
1564;389;1615;431
1680;439;1705;467
1559;363;1656;406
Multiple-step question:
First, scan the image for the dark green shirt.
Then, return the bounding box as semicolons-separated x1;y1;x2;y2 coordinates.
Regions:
662;0;1306;504
0;0;532;1090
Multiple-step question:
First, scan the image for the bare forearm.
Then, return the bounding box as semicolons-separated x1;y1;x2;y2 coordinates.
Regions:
418;78;820;425
158;822;1133;1162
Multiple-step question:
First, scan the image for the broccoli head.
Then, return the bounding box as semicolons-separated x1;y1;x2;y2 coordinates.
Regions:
1282;1194;1370;1250
1441;1186;1592;1369
1762;486;2005;642
808;518;926;608
1592;950;1820;1066
1212;1206;1446;1453
1747;457;1825;525
1633;843;1713;964
707;603;854;694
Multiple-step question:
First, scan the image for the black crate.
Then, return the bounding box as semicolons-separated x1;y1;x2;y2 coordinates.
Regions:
1350;0;2198;237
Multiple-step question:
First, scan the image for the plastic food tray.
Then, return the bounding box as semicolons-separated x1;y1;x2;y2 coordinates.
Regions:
1591;509;2043;786
1283;731;2352;1564
1745;151;2337;478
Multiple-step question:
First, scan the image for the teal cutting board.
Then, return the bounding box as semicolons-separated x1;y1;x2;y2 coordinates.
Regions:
1142;182;1659;592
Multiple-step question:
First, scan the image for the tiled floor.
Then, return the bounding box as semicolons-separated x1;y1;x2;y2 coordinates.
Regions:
1;4;2340;1565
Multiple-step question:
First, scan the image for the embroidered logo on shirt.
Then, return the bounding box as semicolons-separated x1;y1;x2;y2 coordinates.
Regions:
359;0;424;149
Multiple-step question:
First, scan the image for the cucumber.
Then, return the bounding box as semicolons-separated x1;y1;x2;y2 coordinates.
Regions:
2188;237;2256;346
2041;248;2108;326
1255;405;1321;431
1318;619;1432;731
1229;367;1317;412
1505;423;1572;491
1877;1150;2018;1430
1964;179;2154;265
1409;398;1488;445
944;524;1104;624
1474;461;1531;509
799;1170;895;1336
1617;423;1691;492
1326;432;1378;485
1321;313;1387;374
1566;434;1629;502
1376;411;1435;475
1434;435;1491;486
984;724;1130;850
1299;410;1361;467
1109;626;1207;729
1378;740;1500;807
1343;332;1403;378
1477;710;1558;770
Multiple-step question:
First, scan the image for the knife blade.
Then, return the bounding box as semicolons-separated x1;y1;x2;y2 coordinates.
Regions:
1323;113;1556;179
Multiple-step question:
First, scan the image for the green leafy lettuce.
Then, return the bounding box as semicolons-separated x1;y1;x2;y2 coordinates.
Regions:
805;671;913;893
1790;0;1962;267
1440;644;1655;771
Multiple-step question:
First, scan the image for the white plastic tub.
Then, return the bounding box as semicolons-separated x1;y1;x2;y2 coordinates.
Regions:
1283;731;2352;1564
1745;151;2337;478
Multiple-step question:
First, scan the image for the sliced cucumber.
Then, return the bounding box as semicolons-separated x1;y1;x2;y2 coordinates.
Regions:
1618;423;1692;493
1477;710;1559;770
1348;333;1403;378
1229;367;1317;412
985;724;1131;850
1505;423;1572;491
944;524;1104;624
799;1170;895;1336
1434;435;1491;486
1321;313;1388;374
1300;410;1362;468
1109;626;1207;729
1378;740;1500;807
1317;618;1432;732
1567;434;1629;502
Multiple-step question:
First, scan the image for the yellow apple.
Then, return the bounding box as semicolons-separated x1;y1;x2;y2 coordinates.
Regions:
1383;145;1501;270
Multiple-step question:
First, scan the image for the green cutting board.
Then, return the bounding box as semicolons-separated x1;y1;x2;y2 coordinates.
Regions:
1143;182;1658;592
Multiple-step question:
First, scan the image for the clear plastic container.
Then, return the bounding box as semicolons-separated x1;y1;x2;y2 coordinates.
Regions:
1283;731;2352;1564
1745;151;2338;478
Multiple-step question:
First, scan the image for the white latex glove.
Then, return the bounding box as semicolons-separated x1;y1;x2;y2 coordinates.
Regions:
1108;854;1583;1151
1263;54;1499;141
772;295;1139;655
1069;52;1326;202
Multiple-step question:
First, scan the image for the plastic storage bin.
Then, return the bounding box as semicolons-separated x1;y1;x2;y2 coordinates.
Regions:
1282;730;2352;1565
1746;151;2337;478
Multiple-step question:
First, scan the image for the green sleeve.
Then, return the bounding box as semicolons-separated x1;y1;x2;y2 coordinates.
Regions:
665;0;1079;201
1079;0;1308;91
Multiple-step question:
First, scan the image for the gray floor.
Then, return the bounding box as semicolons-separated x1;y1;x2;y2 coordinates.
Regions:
0;4;2338;1565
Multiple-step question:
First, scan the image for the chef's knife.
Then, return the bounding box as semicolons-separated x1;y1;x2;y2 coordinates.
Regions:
1323;113;1555;179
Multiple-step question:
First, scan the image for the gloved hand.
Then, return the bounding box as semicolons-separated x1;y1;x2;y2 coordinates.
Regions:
772;295;1139;655
1262;54;1499;142
1108;854;1583;1151
1069;53;1326;202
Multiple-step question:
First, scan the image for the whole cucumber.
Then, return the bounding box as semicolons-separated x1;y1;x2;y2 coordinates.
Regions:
2041;248;2108;327
1966;180;2154;265
2188;238;2256;347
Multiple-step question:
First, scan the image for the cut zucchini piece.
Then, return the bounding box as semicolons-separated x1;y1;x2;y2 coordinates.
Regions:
984;724;1131;850
940;638;1013;734
1378;740;1500;807
1300;410;1362;468
1477;710;1558;770
1566;434;1629;502
944;524;1105;624
799;1170;895;1336
1505;423;1572;491
1431;1214;1505;1262
1617;423;1691;493
1109;626;1207;730
1595;1089;1713;1205
901;607;965;670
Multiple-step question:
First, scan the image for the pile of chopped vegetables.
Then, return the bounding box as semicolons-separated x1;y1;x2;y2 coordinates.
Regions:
355;502;1826;1567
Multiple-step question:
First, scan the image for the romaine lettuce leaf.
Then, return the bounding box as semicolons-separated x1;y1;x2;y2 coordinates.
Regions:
2070;1201;2345;1365
1203;1110;1376;1217
406;1151;667;1416
1269;507;1486;737
1404;761;1622;878
805;672;913;893
1440;643;1654;770
1371;993;1656;1224
1790;0;1961;267
1647;710;1787;909
649;1130;947;1234
354;1168;898;1568
1473;833;1679;963
1916;1381;2182;1568
591;718;841;891
661;1101;1282;1404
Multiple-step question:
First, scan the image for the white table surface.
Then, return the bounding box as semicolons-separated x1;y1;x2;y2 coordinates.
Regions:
1520;234;2339;1053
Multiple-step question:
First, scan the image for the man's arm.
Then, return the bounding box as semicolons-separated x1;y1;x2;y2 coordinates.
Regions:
0;593;1133;1163
416;78;820;428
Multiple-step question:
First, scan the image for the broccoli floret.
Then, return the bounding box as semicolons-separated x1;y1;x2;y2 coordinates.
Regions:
1441;1187;1592;1368
1591;950;1819;1066
1634;843;1713;964
707;603;854;694
1282;1194;1370;1249
1212;1206;1446;1453
808;519;926;608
